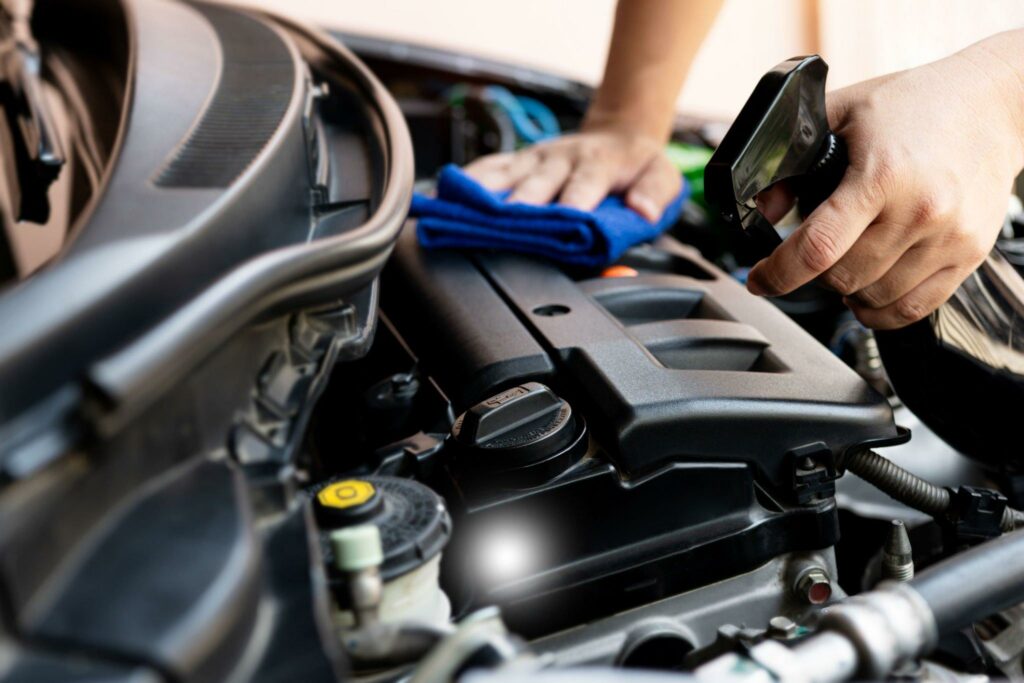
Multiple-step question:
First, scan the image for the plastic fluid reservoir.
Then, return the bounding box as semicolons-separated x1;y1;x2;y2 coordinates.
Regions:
312;476;451;628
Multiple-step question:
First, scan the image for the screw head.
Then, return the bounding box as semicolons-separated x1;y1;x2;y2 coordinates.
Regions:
795;568;832;605
768;616;798;640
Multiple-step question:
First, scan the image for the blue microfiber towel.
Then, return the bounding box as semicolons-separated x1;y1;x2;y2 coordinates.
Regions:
411;164;689;267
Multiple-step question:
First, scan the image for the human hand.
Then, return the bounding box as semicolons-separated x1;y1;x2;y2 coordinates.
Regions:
747;38;1024;330
463;124;682;222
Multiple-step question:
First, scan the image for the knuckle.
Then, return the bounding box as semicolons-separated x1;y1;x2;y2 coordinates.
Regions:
854;285;886;309
894;297;929;325
637;166;680;197
821;266;858;296
908;192;948;225
936;222;984;259
796;224;843;273
567;163;602;185
963;234;990;264
537;158;570;181
576;142;606;165
934;224;963;250
834;178;881;217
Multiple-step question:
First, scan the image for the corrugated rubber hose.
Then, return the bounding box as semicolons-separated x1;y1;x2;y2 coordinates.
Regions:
843;449;1024;532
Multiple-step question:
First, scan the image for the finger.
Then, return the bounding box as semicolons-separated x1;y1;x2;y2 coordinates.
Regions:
817;220;915;296
755;182;797;224
508;155;574;205
465;151;540;190
557;157;617;212
746;170;883;296
846;242;944;309
847;265;968;330
625;155;683;222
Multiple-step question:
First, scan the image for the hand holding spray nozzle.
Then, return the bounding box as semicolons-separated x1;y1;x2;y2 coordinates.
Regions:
704;54;1024;463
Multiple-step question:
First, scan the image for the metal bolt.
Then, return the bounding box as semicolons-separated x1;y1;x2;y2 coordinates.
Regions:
768;615;798;640
795;567;833;605
881;519;914;582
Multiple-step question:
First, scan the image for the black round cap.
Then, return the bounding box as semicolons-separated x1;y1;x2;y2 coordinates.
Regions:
451;382;583;480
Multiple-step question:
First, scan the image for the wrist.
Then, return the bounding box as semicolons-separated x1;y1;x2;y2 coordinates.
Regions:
582;99;675;143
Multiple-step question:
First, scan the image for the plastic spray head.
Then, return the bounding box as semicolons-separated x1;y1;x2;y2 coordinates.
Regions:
881;519;914;582
704;55;847;257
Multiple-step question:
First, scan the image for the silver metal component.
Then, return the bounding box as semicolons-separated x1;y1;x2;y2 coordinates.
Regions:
410;607;528;683
794;566;833;605
817;581;938;679
882;519;915;582
748;634;858;683
348;566;383;627
693;633;858;683
343;621;453;666
615;618;696;668
786;632;860;683
977;602;1024;678
767;616;798;640
693;581;937;683
531;550;841;667
695;651;775;683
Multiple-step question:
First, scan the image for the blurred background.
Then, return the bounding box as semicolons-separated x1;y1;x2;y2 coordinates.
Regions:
228;0;1024;120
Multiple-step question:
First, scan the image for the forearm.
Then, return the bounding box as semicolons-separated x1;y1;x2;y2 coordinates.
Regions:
959;29;1024;167
584;0;723;141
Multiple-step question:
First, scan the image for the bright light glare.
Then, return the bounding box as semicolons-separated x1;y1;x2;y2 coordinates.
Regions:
476;524;541;583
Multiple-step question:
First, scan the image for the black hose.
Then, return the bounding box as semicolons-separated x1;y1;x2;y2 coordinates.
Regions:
843;449;951;516
910;528;1024;634
843;449;1024;532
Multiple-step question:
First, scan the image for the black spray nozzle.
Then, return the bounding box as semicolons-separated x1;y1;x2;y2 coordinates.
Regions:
704;55;847;256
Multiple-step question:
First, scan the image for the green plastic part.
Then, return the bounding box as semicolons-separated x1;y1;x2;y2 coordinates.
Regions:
666;141;713;208
666;141;713;177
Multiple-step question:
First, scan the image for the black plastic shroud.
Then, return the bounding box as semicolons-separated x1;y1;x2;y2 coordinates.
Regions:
384;224;897;636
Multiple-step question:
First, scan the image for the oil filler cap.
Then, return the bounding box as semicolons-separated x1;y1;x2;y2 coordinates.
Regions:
451;382;585;483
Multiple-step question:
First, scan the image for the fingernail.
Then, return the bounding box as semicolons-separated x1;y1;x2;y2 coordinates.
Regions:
631;195;659;222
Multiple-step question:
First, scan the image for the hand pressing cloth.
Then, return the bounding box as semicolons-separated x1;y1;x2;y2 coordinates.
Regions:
410;164;688;267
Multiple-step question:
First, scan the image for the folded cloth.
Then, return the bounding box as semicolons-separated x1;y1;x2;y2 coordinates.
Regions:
411;164;689;267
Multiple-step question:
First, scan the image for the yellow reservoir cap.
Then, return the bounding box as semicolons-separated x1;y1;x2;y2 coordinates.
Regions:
317;479;377;510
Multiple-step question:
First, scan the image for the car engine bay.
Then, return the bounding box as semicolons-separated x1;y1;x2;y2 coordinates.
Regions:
2;2;1024;683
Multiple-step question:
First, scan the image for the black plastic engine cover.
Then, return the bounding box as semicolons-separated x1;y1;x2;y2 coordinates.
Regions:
385;225;898;491
383;225;899;636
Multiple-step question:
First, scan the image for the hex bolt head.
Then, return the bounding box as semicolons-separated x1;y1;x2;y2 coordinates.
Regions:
795;567;833;605
768;615;798;640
